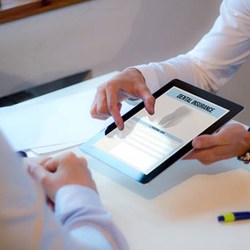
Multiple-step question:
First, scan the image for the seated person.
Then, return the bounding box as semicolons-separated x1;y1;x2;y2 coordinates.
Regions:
0;131;129;250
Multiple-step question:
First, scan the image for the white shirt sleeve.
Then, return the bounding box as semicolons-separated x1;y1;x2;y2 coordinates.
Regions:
134;0;250;93
0;131;129;250
55;185;129;250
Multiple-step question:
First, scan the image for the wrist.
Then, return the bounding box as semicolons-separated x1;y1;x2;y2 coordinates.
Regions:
238;127;250;164
55;185;102;220
123;67;147;102
124;67;146;84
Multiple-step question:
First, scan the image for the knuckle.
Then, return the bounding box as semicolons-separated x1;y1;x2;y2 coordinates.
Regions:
105;81;115;91
201;160;211;165
148;95;155;104
40;175;50;186
90;102;98;117
65;152;77;160
80;157;88;166
199;158;213;165
196;153;214;165
28;164;40;176
97;103;109;114
90;108;97;118
96;84;106;93
59;152;77;164
107;101;115;112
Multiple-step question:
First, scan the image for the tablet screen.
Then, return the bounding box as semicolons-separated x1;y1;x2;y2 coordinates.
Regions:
80;79;243;183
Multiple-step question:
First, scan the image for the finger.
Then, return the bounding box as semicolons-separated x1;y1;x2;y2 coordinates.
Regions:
79;156;88;166
27;161;49;183
90;88;110;120
136;85;155;115
183;151;193;160
183;149;217;165
143;93;155;115
183;150;200;160
45;152;78;172
39;157;52;166
78;157;98;192
184;144;237;165
192;133;229;149
24;157;44;171
42;158;59;173
106;87;124;130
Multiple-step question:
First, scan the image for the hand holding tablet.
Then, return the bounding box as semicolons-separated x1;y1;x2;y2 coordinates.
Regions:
81;79;243;184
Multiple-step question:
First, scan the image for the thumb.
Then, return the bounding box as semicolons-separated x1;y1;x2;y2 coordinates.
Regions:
192;133;226;149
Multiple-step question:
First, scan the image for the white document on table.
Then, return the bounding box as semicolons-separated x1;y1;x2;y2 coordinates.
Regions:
0;88;134;153
0;90;106;151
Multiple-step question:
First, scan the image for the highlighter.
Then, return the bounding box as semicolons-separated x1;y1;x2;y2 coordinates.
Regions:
218;211;250;223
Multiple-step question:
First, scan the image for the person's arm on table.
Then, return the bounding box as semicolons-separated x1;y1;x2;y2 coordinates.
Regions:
28;152;129;250
0;131;128;250
90;0;250;165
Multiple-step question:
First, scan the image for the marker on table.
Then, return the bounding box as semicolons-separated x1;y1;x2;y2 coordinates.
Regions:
218;211;250;223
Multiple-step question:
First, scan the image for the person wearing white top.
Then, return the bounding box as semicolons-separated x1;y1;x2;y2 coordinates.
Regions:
90;0;250;165
0;131;129;250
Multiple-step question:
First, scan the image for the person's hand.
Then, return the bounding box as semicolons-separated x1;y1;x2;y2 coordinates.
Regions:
184;123;250;165
91;68;155;130
27;152;97;202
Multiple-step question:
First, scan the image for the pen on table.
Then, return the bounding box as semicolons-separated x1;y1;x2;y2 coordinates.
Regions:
16;150;28;158
218;211;250;223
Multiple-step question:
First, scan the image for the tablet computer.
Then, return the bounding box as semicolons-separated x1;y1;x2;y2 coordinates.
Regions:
80;79;243;184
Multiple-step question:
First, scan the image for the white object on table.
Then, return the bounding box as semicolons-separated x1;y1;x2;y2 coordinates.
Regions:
0;72;133;153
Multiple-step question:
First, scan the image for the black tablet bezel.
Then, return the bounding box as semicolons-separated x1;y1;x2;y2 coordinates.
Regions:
80;79;244;184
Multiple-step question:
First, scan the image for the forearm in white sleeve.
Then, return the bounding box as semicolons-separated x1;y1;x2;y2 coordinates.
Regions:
134;54;216;93
55;185;129;250
134;0;250;94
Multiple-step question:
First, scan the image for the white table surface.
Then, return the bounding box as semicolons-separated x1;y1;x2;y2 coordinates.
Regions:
8;72;250;250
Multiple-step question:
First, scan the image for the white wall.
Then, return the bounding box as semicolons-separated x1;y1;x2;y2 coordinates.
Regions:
0;0;249;124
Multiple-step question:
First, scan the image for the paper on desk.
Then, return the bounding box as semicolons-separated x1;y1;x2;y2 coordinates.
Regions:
30;140;84;155
0;88;135;153
0;90;107;151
